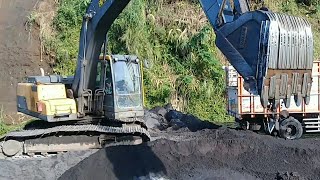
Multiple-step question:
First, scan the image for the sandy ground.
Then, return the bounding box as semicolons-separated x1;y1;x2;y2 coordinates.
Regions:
59;128;320;180
1;127;320;180
0;150;96;180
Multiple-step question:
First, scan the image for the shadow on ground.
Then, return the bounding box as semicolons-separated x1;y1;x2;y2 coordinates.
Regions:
59;144;167;180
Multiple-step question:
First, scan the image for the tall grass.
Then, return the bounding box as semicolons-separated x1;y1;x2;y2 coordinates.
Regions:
0;106;28;136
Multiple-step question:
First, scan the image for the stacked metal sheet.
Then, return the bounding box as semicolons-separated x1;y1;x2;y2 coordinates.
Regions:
258;12;313;108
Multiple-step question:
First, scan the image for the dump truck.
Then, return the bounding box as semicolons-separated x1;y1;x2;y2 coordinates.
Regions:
226;61;320;139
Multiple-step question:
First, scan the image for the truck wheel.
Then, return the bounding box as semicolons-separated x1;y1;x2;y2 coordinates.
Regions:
279;117;303;140
238;121;249;130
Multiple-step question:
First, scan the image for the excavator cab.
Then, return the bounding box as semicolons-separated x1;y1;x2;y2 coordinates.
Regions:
95;55;144;120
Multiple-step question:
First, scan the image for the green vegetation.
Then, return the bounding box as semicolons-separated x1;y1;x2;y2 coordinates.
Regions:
0;122;23;136
0;106;25;136
39;0;320;122
45;0;230;122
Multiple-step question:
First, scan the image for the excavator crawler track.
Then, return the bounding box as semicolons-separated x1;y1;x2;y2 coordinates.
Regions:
0;124;150;159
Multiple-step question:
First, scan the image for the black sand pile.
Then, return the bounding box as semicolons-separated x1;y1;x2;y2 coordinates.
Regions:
60;127;320;180
144;105;221;132
1;105;320;180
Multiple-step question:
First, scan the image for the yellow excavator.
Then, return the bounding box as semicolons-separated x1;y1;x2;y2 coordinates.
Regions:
0;0;314;158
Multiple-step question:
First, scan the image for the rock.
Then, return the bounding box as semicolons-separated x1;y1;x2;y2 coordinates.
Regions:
144;111;161;129
165;110;184;122
145;116;161;129
168;119;186;130
150;106;168;117
276;172;303;180
163;103;173;111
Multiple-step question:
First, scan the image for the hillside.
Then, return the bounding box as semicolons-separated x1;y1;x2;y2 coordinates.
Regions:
0;0;51;123
38;0;233;122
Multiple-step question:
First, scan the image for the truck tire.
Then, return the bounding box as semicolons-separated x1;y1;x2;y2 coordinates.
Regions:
279;117;303;140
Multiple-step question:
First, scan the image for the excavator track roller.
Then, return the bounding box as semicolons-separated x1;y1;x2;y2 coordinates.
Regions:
1;140;22;157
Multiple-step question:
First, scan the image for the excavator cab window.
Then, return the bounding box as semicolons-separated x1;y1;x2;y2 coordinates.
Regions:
105;62;112;95
95;62;102;88
112;60;142;108
95;59;113;94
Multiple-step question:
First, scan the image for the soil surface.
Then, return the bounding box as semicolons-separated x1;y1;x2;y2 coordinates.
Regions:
0;150;97;180
0;0;51;122
59;128;320;180
0;107;320;180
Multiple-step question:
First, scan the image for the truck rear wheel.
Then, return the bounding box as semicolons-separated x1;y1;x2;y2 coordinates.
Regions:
279;117;303;140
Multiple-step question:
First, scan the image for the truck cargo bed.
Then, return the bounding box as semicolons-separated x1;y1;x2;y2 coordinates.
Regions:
226;61;320;133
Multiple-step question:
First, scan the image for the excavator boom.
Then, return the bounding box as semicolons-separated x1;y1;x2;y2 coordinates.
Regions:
72;0;314;114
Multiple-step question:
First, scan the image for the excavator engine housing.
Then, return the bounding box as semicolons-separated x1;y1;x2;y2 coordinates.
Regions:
17;83;77;122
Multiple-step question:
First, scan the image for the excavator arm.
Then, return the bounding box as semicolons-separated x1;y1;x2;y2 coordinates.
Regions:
72;0;314;115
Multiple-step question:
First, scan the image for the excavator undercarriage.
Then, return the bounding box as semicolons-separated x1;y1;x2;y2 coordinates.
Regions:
0;119;150;158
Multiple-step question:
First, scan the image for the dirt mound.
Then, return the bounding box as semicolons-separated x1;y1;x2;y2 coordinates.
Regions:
0;0;52;122
60;128;320;180
144;104;221;132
